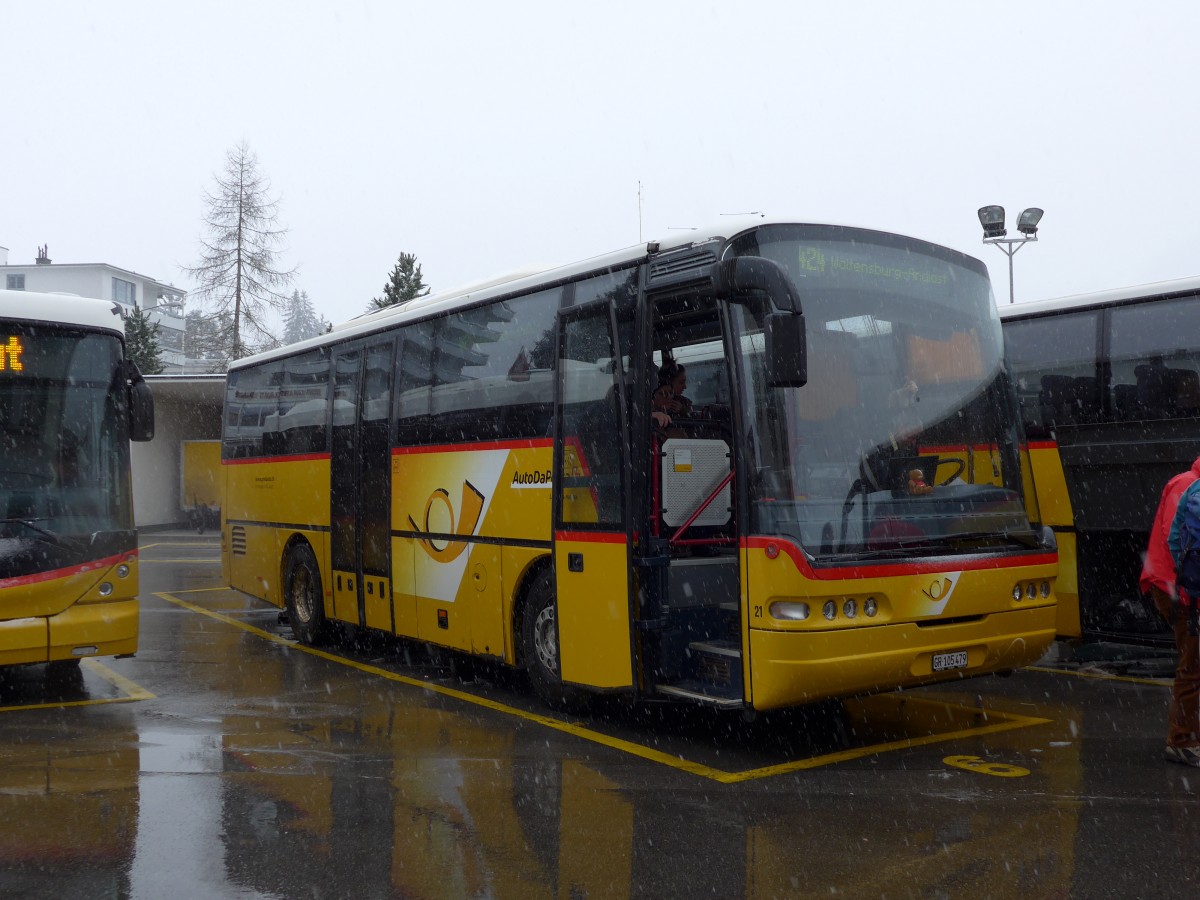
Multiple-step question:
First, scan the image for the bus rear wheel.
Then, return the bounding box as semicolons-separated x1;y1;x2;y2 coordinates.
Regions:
284;544;333;646
521;568;590;713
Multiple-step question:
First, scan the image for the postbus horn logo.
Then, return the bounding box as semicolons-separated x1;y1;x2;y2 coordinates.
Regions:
409;481;486;563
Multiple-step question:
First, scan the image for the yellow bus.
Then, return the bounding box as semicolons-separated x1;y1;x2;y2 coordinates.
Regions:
222;221;1057;712
0;289;154;671
1001;276;1200;643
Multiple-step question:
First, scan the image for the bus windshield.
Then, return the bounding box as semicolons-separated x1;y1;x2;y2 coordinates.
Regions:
726;225;1040;560
0;325;132;555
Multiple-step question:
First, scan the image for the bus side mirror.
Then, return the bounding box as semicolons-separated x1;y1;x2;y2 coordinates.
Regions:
126;362;155;442
765;312;807;387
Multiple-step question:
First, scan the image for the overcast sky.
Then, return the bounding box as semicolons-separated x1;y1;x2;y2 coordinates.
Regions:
3;1;1198;326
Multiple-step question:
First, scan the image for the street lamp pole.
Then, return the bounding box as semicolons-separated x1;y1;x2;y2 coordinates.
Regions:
977;206;1044;304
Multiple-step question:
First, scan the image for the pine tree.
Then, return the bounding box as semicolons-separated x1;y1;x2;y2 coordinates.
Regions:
183;309;234;372
184;142;296;365
283;289;325;344
124;307;165;375
368;252;430;312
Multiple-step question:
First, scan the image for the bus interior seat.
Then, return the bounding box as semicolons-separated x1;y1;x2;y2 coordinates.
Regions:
1170;368;1200;415
1038;374;1099;425
1039;374;1078;425
1072;376;1100;422
1135;362;1172;417
1113;383;1139;421
796;331;859;422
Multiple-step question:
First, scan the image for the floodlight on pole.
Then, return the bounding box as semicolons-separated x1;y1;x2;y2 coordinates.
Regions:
1017;207;1044;236
978;205;1044;304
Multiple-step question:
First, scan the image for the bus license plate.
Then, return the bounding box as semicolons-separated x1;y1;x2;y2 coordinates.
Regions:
932;650;968;672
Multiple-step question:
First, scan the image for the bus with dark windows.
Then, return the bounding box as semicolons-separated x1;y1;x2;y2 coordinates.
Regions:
1001;276;1200;644
221;220;1057;712
0;289;154;673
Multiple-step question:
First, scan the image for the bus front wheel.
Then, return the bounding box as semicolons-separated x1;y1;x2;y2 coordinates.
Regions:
521;568;590;713
284;544;333;646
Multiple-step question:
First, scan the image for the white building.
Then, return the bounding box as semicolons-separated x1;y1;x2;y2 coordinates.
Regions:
0;244;188;372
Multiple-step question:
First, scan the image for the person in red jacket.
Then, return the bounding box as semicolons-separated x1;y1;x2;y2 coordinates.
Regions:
1140;456;1200;767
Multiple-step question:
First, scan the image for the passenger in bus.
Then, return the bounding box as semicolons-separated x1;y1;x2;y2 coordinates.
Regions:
652;361;691;438
653;361;692;418
1140;455;1200;767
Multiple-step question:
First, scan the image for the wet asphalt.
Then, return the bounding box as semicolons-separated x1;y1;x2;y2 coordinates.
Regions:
0;532;1197;899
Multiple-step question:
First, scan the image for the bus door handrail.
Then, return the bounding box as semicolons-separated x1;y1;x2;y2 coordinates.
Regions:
669;470;735;547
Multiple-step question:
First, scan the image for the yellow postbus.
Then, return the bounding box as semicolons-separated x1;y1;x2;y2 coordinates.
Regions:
0;289;154;671
222;221;1057;712
1001;276;1200;644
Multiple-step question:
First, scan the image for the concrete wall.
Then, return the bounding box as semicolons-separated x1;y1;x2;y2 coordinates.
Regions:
132;378;225;528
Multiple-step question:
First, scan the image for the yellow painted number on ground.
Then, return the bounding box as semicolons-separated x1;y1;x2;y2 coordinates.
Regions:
943;754;1030;777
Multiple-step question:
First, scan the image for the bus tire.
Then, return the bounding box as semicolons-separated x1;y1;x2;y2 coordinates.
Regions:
283;543;333;646
521;568;590;713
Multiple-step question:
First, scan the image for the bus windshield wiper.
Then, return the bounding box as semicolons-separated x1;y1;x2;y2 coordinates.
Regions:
0;518;61;545
906;530;1042;551
826;530;1042;562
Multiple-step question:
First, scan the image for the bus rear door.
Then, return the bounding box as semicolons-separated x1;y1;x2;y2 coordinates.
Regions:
552;303;636;692
330;340;395;633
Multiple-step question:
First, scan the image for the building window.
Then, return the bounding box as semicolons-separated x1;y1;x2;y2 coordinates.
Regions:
6;274;24;290
113;277;136;306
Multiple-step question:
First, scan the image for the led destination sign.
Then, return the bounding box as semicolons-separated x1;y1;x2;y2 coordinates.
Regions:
0;336;25;372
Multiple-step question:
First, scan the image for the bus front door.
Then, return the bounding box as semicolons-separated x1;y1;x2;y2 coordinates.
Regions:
551;304;636;692
330;340;395;632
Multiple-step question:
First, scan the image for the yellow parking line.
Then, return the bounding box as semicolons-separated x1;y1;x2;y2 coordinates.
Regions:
83;658;157;701
139;541;220;548
0;659;155;713
1028;664;1169;687
141;559;222;564
159;588;1050;783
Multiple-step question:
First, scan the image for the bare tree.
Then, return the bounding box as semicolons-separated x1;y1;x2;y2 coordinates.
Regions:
184;142;296;364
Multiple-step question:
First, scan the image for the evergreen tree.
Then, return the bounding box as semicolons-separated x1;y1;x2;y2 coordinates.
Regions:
368;252;430;312
184;141;297;364
283;289;325;344
184;309;235;373
124;307;164;375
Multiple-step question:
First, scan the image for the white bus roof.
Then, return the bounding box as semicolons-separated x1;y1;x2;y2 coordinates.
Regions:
0;288;126;335
999;274;1200;320
231;217;976;372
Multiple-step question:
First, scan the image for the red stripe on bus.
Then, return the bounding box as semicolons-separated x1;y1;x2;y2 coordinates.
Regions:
393;438;554;456
919;443;999;454
0;551;134;591
554;531;627;544
222;453;331;466
1026;440;1058;450
742;536;1055;580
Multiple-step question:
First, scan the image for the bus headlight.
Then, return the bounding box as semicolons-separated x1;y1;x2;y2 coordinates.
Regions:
843;598;858;619
864;596;878;617
98;582;113;597
116;564;130;578
822;600;838;621
1012;584;1024;602
770;601;810;621
1040;580;1051;598
1026;582;1038;600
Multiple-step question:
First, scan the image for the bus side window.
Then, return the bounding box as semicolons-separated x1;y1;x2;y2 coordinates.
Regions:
1004;310;1098;437
1110;294;1200;421
395;321;435;446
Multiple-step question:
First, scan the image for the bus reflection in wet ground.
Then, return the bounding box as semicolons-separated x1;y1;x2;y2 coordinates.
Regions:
1;539;1197;899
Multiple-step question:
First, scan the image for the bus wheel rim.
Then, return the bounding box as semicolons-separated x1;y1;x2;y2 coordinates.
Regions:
293;568;315;623
533;605;558;675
